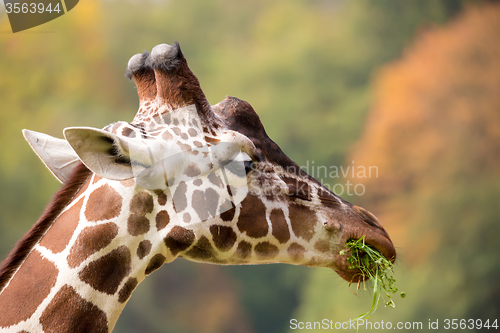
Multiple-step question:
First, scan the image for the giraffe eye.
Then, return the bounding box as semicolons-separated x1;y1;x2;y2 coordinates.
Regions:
223;160;255;176
244;160;256;174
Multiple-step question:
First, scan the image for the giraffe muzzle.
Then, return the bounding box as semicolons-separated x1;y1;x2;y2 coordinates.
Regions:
333;205;396;282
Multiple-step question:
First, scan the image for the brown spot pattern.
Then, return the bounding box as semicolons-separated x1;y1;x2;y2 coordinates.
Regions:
145;254;166;275
210;225;237;252
118;278;138;303
137;240;152;259
184;236;214;260
130;192;154;214
289;203;317;241
172;127;182;135
314;239;332;253
192;189;219;221
236;241;252;259
122;127;134;137
39;197;84;253
254;242;279;260
184;163;201;177
68;222;119;268
204;188;219;217
85;184;122;222
164;226;195;256
287;243;306;262
270;208;290;244
156;210;170;230
287;178;312;201
207;172;223;188
188;128;198;137
120;178;136;187
177;142;191;151
0;251;57;327
79;246;131;294
237;195;268;238
127;214;150;236
173;181;188;212
154;190;168;206
40;284;108;333
162;131;173;140
219;200;235;222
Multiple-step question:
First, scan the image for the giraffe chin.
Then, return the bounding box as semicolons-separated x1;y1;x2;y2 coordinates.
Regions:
333;268;371;284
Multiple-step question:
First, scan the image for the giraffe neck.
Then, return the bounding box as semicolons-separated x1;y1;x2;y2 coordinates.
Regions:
0;174;171;332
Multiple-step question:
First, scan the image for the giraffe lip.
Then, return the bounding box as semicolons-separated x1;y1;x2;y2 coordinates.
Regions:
333;232;396;283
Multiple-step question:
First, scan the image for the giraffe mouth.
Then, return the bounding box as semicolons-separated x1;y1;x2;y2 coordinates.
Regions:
333;207;397;283
335;242;389;283
335;233;396;283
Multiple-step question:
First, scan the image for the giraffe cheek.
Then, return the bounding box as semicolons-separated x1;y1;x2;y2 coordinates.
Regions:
314;239;335;253
270;208;290;244
287;243;306;262
289;204;316;241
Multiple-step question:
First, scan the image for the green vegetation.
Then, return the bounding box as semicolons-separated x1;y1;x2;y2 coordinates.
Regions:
340;236;400;319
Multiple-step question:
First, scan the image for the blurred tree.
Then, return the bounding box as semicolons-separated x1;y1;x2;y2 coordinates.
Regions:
293;2;500;329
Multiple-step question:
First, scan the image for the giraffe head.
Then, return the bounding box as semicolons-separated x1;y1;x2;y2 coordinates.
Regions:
23;42;395;284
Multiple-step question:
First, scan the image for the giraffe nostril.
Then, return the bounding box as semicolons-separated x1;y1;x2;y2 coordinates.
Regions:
351;205;396;263
365;237;396;264
353;205;381;229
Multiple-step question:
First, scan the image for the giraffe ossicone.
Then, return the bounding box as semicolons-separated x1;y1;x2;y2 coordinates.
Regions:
0;42;396;333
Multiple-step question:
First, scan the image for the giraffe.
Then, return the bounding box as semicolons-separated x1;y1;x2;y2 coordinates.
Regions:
0;42;396;333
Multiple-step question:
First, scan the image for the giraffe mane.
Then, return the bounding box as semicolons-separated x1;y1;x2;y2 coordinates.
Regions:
0;162;91;293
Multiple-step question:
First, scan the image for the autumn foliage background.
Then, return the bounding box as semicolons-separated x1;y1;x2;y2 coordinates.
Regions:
1;1;499;332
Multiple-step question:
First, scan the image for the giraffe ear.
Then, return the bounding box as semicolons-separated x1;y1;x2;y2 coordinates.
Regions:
63;127;137;181
23;129;81;183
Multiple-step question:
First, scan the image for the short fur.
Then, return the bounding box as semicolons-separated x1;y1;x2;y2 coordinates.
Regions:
0;163;91;293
